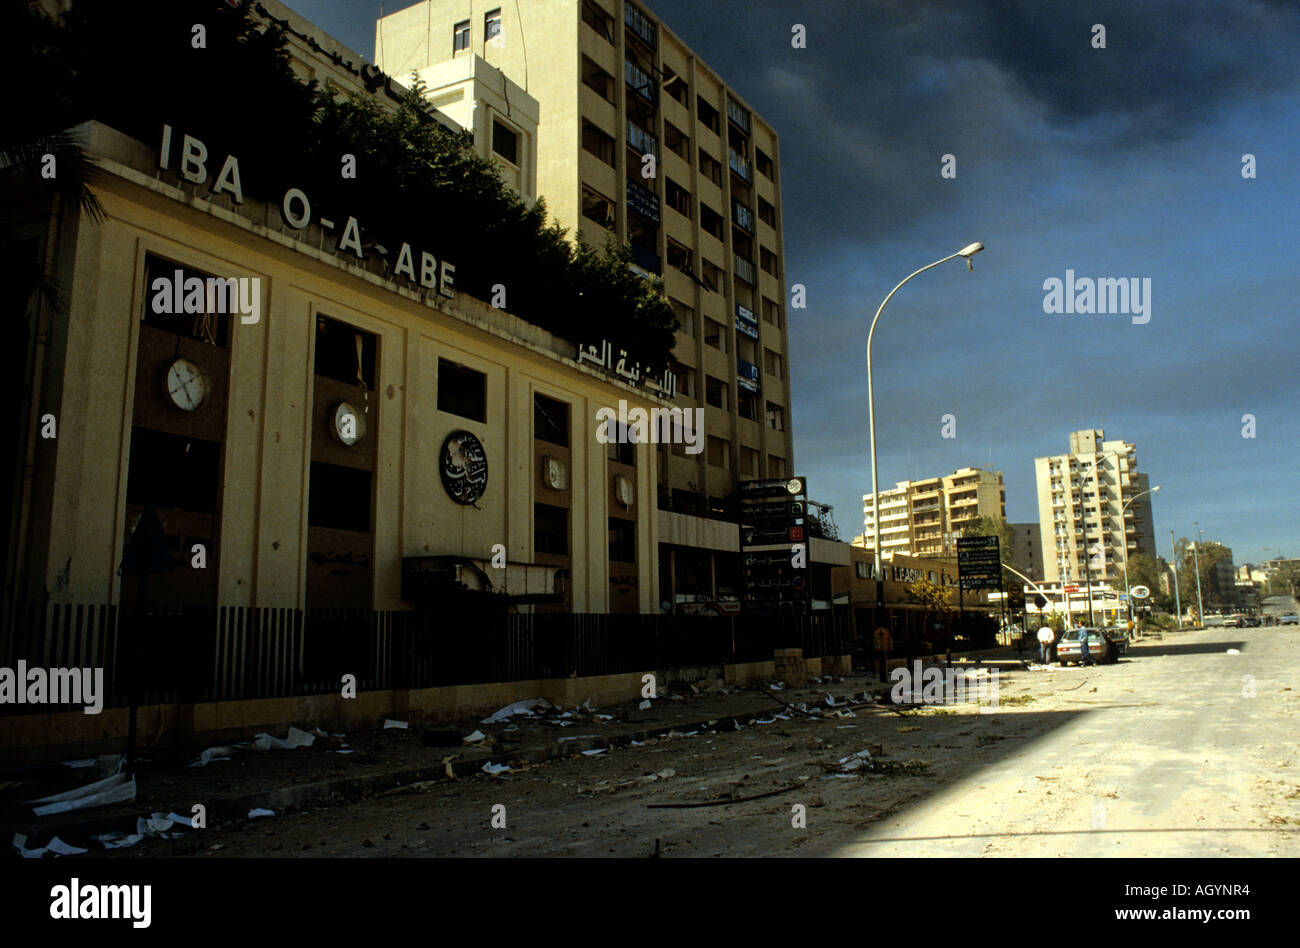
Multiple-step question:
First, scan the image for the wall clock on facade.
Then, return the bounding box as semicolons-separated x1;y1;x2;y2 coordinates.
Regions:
165;358;208;411
542;456;567;491
332;401;367;446
440;430;488;506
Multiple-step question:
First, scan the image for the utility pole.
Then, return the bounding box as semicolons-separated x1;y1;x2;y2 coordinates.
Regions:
1192;522;1205;625
1170;529;1182;628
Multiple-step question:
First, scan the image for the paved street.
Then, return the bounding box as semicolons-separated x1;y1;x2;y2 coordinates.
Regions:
102;624;1299;859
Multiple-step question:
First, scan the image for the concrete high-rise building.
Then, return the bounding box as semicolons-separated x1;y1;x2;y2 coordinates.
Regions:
375;1;795;504
1034;429;1157;585
376;0;803;609
861;468;1006;557
1007;522;1044;581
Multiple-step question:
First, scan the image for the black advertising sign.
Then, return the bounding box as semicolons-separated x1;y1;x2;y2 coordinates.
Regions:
740;476;811;614
957;535;1001;590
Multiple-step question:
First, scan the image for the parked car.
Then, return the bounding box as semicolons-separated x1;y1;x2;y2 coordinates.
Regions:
1097;626;1130;656
1056;627;1118;665
1279;614;1300;626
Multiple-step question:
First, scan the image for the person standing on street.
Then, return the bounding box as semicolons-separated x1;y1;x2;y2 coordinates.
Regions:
1036;624;1055;665
1079;625;1093;667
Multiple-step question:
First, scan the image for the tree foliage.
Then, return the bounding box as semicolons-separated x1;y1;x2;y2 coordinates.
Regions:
907;578;953;614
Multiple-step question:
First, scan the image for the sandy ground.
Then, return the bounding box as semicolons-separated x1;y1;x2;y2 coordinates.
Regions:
83;624;1299;858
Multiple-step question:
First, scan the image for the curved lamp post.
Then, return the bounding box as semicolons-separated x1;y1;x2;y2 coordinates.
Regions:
867;243;983;606
1121;484;1160;626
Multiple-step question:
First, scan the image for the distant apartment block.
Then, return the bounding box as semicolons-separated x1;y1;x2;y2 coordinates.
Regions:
861;467;1006;557
1034;429;1157;585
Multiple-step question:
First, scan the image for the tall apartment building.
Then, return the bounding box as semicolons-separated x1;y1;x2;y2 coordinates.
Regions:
1007;522;1044;581
1034;429;1157;585
376;1;793;497
376;0;799;608
861;468;1007;557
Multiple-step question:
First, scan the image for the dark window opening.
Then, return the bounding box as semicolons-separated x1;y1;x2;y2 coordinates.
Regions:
607;424;635;465
143;253;231;347
308;461;372;532
126;428;220;512
697;97;720;134
535;503;569;555
700;203;723;240
582;185;615;229
492;120;519;164
485;8;503;43
453;20;470;52
437;358;487;422
581;0;614;43
582;55;615;102
534;393;569;446
582;120;615;166
315;315;377;389
609;518;636;563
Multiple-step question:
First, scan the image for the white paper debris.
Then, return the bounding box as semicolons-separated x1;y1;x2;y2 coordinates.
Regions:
91;831;143;850
166;812;194;829
463;730;487;744
29;773;137;816
482;761;511;775
382;719;409;730
638;699;652;710
594;713;613;721
253;726;316;750
47;836;88;856
481;699;540;724
581;748;608;756
248;808;275;819
60;759;96;769
1226;649;1240;655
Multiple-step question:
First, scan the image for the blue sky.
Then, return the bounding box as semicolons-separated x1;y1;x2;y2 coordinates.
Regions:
286;0;1300;565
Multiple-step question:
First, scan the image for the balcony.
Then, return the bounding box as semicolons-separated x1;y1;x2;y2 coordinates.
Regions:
733;200;754;233
733;254;756;285
624;3;657;49
728;148;751;182
624;60;656;104
726;98;751;135
627;120;657;157
626;178;660;225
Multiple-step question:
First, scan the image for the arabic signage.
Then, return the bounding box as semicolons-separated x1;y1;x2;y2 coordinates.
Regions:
740;476;811;614
736;358;761;393
957;535;1001;591
735;304;760;339
576;339;677;398
439;430;488;506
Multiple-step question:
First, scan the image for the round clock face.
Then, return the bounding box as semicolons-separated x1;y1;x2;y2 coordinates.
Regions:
333;401;367;446
786;478;803;495
440;430;488;506
165;358;207;412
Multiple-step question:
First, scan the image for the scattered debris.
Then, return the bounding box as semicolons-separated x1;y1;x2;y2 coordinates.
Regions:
462;730;487;744
482;699;541;724
248;808;275;819
382;719;409;730
639;699;652;710
482;761;511;775
1226;649;1241;655
27;771;136;816
254;726;316;750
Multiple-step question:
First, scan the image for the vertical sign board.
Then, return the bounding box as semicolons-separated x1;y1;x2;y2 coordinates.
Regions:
740;477;810;615
956;535;1001;590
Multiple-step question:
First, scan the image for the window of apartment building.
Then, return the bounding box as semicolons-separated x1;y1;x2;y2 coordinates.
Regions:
609;518;636;563
737;389;758;421
606;424;635;465
307;460;372;533
582;55;615;102
736;334;757;366
535;502;569;555
758;196;776;228
667;239;692;275
698;148;722;185
739;445;758;476
582;120;615;166
453;20;470;53
699;203;723;240
707;435;729;469
437;358;486;422
143;254;232;347
662;64;689;106
534;393;569;446
760;246;779;276
700;258;721;293
665;177;691;218
766;401;784;431
492;120;519;165
755;148;775;180
664;121;689;159
763;347;783;379
704;317;727;352
581;185;615;229
768;455;786;477
762;296;781;328
669;297;694;335
127;428;221;516
484;8;503;43
697;96;720;133
582;0;614;42
705;375;727;410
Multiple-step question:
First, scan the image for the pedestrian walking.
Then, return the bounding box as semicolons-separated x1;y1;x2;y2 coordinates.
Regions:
1036;624;1054;665
1078;625;1093;667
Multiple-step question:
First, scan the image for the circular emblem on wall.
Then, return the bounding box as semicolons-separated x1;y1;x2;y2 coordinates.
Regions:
165;358;208;412
440;430;488;506
332;401;367;446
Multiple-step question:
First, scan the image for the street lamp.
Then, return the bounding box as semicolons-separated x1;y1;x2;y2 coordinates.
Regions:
1121;484;1160;627
1192;522;1205;625
1169;529;1182;628
866;242;983;613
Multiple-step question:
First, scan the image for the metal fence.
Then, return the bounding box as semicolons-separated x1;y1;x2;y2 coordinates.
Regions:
0;605;846;713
